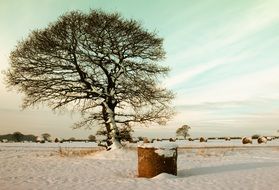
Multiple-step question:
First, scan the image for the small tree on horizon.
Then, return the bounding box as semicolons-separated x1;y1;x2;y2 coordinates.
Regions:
88;135;96;142
176;125;191;140
41;133;51;141
4;10;174;149
68;137;76;141
13;131;24;142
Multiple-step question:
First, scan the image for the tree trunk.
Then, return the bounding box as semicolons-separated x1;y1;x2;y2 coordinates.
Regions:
102;105;113;148
102;102;122;150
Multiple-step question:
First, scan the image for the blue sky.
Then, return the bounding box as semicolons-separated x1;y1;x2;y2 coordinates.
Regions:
0;0;279;138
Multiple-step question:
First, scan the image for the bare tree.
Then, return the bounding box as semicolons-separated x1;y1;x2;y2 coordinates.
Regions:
5;10;174;149
41;133;51;141
13;132;24;142
176;125;191;139
88;135;96;142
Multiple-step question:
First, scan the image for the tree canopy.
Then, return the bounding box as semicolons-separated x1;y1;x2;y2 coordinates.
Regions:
41;133;51;141
176;125;191;139
5;10;174;149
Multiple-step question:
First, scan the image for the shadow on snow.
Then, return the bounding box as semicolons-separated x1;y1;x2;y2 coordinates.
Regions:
178;162;279;177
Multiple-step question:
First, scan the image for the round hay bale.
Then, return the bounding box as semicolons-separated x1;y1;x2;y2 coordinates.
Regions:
199;137;207;142
138;144;177;178
169;138;175;142
143;138;150;143
266;136;273;141
36;136;42;143
188;137;194;141
242;137;252;144
257;136;267;144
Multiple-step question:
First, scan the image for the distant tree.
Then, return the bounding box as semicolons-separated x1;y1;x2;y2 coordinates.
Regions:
176;125;191;139
13;132;24;142
24;134;37;142
68;137;76;141
251;134;260;139
88;135;96;142
41;133;51;141
5;9;174;149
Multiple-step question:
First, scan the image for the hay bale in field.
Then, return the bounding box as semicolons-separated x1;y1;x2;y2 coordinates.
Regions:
169;138;176;142
199;137;207;142
242;137;252;144
143;138;150;143
257;136;267;144
36;136;45;143
138;144;178;178
188;137;194;141
266;136;273;141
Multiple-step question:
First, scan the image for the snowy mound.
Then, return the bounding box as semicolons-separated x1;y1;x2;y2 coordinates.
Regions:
152;173;177;179
138;142;178;149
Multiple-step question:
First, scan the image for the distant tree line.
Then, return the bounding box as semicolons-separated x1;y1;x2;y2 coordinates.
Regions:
0;132;37;142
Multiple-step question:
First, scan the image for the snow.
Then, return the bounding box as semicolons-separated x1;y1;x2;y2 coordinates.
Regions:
138;142;178;157
154;148;176;157
1;140;279;189
138;141;178;149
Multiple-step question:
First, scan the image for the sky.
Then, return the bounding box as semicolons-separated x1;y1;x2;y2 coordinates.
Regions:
0;0;279;139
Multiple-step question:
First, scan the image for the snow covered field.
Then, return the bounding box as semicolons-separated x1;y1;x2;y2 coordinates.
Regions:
1;140;279;190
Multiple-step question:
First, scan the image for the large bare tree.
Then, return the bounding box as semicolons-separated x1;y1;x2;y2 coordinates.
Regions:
5;10;174;149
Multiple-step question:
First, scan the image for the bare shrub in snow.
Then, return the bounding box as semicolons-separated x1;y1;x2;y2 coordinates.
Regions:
58;147;103;157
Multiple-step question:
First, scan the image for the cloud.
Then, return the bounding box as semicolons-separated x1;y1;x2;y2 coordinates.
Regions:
163;0;279;90
164;54;253;88
169;1;279;60
174;65;279;106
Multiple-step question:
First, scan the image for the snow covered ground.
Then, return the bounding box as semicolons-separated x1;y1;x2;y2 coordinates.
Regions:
1;140;279;190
